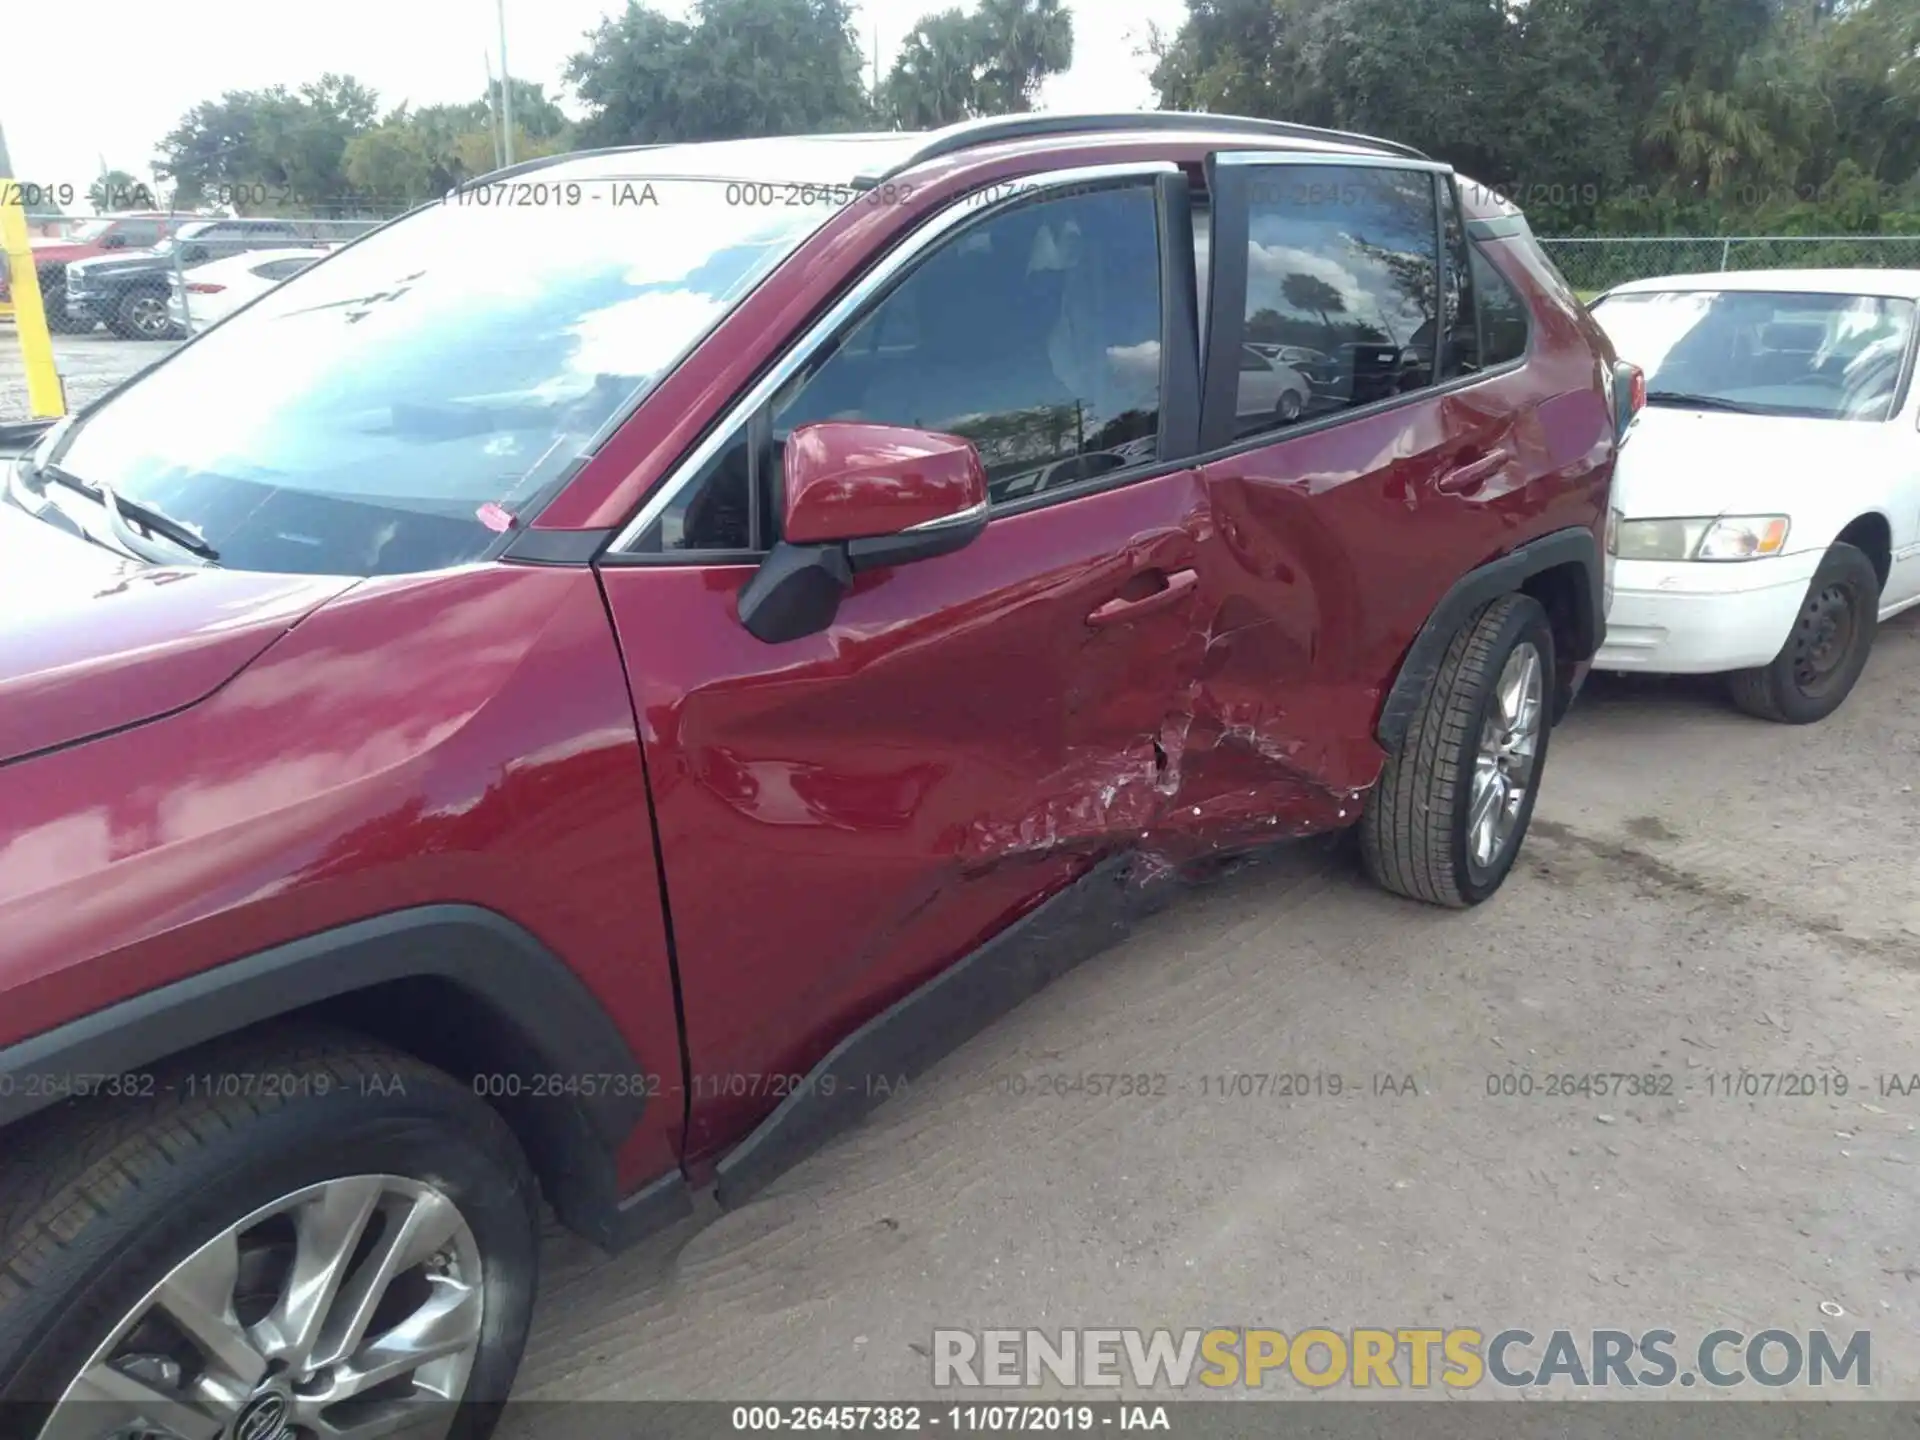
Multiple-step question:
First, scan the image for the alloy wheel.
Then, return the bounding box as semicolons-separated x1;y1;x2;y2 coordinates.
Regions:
1467;641;1543;872
37;1175;484;1440
128;295;171;338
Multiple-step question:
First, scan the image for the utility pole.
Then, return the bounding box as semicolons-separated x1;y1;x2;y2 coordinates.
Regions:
484;50;503;169
496;0;515;167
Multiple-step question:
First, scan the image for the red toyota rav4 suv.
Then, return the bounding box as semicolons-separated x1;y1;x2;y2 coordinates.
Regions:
0;115;1633;1432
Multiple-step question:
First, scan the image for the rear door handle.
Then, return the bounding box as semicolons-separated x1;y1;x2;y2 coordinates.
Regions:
1437;449;1513;496
1087;568;1199;628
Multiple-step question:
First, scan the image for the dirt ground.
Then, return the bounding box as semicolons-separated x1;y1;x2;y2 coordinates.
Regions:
8;331;1918;1409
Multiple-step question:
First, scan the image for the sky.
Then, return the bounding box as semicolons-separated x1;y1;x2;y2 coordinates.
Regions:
6;0;1186;199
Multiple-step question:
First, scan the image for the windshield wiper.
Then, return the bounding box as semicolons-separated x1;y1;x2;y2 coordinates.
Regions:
44;464;220;563
1643;390;1763;415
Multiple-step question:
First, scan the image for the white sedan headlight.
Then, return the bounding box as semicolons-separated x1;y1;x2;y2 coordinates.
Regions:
1615;515;1790;562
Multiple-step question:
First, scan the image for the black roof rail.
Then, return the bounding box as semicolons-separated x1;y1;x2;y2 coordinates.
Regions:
857;111;1429;183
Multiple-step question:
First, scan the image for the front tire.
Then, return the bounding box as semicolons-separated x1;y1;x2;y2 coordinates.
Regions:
0;1028;540;1440
1727;542;1879;724
1361;593;1556;907
111;286;174;340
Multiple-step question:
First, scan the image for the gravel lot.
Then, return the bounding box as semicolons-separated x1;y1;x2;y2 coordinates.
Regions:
7;331;1919;1409
0;327;179;422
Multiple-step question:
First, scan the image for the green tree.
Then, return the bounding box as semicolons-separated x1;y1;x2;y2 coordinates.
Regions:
880;0;1073;127
156;74;380;212
883;10;990;127
974;0;1073;114
568;0;870;145
342;83;572;208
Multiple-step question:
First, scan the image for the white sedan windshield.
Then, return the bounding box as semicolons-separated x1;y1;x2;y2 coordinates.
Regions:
53;179;832;575
1592;288;1915;422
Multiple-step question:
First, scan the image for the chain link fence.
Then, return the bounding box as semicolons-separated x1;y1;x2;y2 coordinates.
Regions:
1537;234;1920;294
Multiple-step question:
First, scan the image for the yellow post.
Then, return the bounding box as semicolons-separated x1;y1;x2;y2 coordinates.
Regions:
1;180;67;418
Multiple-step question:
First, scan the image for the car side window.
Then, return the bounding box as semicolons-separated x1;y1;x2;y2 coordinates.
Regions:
113;220;160;248
629;181;1165;554
1473;250;1529;366
771;183;1164;511
1237;165;1439;438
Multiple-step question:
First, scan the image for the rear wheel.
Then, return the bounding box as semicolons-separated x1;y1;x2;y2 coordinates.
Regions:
1361;593;1555;907
1728;542;1879;725
0;1029;540;1440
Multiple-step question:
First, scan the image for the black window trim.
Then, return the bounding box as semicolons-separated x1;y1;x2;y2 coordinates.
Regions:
1194;152;1535;469
602;158;1193;565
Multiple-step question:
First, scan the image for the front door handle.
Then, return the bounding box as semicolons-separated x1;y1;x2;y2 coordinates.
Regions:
1087;568;1199;628
1436;448;1514;496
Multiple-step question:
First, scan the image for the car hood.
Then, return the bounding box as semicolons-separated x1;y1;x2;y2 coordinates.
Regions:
1614;405;1892;519
66;250;167;280
0;499;356;766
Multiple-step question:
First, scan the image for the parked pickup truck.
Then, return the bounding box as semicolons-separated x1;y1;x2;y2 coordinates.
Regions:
64;217;377;338
1;213;200;332
0;113;1634;1435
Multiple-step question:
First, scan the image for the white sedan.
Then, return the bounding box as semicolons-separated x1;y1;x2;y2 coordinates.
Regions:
165;247;334;333
1588;268;1920;723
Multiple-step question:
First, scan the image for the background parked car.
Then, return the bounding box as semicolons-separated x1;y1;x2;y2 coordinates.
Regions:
1;213;204;334
1589;268;1920;722
64;218;373;339
1235;343;1313;422
165;247;334;334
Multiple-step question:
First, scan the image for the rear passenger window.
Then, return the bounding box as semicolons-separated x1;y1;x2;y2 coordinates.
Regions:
1238;165;1438;437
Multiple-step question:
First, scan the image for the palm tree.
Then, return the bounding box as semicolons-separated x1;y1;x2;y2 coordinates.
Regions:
975;0;1074;114
880;0;1073;126
1642;79;1793;197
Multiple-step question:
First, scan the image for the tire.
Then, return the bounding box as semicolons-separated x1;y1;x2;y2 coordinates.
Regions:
35;268;88;335
1361;593;1556;908
0;1027;539;1440
1727;542;1879;725
1276;390;1304;422
110;286;173;340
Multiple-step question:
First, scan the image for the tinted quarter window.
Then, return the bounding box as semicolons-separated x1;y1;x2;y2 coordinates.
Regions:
1239;165;1439;435
769;183;1163;509
630;427;756;553
1474;250;1529;366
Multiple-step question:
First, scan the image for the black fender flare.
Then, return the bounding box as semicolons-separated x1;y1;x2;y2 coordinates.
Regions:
1376;525;1604;753
0;905;688;1249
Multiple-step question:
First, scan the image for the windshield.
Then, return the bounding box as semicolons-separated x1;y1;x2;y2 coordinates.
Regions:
67;219;115;243
51;180;833;576
1590;288;1914;421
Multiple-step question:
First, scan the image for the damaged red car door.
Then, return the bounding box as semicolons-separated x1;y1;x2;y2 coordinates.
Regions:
597;169;1220;1158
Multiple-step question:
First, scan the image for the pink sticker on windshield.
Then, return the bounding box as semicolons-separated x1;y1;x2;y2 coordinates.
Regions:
476;502;515;533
